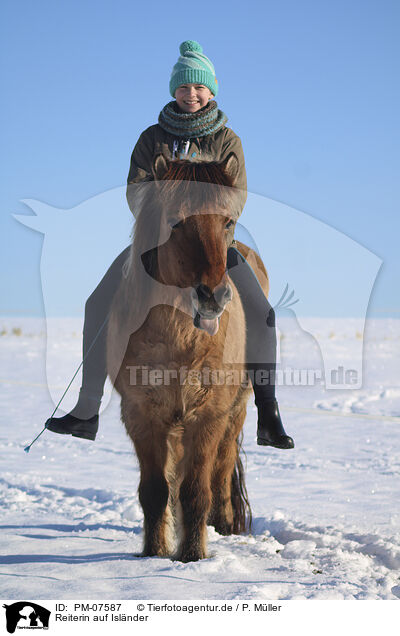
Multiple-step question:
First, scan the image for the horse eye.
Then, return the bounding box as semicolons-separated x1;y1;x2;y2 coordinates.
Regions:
225;219;234;230
169;218;182;229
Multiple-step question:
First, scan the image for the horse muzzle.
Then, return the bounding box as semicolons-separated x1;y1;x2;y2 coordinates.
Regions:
191;282;232;336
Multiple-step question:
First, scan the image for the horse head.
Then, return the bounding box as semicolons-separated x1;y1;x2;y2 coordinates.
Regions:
135;153;241;336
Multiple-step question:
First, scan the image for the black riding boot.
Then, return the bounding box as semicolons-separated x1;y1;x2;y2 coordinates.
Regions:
45;246;131;441
227;246;294;450
254;391;294;449
45;390;101;441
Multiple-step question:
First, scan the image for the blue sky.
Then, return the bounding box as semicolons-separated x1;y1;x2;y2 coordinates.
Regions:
1;0;399;317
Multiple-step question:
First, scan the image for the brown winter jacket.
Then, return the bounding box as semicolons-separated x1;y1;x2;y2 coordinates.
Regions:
126;123;247;219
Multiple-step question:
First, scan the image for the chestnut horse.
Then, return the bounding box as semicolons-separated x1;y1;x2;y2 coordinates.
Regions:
107;154;269;562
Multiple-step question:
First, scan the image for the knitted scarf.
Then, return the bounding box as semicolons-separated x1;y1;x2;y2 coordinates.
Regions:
158;100;228;138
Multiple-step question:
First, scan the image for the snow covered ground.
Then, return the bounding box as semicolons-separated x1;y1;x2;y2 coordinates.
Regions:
0;315;399;600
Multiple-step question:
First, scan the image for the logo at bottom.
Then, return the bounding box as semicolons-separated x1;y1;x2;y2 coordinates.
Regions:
3;602;51;633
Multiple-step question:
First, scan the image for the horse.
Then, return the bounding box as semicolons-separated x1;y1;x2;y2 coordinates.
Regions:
106;153;270;562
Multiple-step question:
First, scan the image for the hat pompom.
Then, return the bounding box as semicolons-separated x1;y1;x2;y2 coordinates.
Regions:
179;40;203;55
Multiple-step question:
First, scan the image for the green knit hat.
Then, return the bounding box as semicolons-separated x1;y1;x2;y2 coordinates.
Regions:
169;40;218;98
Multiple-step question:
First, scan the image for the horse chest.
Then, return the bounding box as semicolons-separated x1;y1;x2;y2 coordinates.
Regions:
122;319;231;422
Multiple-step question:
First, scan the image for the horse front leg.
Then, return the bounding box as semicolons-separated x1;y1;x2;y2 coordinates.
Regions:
132;429;172;557
209;404;249;536
178;430;220;563
208;423;237;536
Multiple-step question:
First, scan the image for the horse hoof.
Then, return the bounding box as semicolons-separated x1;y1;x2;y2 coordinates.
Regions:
179;549;206;563
138;547;171;558
214;524;234;536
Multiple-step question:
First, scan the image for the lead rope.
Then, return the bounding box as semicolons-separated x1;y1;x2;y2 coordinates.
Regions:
24;313;110;453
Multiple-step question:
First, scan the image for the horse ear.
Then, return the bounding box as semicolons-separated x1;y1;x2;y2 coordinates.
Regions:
221;152;239;185
153;154;169;181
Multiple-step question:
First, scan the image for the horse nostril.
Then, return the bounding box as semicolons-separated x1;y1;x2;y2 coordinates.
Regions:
215;284;232;306
196;284;213;303
225;284;232;302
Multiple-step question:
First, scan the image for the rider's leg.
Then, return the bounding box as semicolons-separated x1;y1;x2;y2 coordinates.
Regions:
227;246;294;449
45;246;131;440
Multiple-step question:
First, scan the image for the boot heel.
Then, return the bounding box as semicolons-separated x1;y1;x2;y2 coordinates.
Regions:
256;398;294;449
72;430;97;441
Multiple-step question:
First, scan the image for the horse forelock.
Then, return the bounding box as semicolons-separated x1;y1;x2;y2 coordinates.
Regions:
133;161;239;246
162;160;236;187
160;161;239;210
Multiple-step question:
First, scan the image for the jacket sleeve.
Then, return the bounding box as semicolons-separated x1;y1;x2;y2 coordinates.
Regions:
126;127;156;216
221;128;247;215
